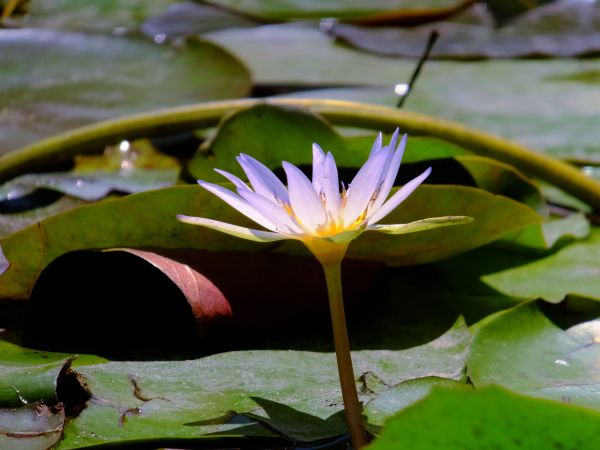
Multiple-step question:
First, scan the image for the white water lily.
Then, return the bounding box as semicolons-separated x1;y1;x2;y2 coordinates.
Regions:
177;129;471;262
177;129;472;449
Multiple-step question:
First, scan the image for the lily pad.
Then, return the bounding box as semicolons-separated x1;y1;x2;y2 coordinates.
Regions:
0;182;541;299
329;1;600;59
0;318;469;447
364;377;465;428
189;104;346;181
19;0;176;33
0;29;251;153
468;301;600;411
483;227;600;302
501;212;590;251
206;23;600;157
369;386;600;450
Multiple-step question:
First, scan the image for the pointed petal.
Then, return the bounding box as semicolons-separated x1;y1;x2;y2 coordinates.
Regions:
237;154;289;203
312;143;326;189
342;147;391;226
322;152;341;217
214;169;251;193
368;134;407;215
387;128;400;153
177;215;287;242
367;167;432;225
283;161;327;232
369;132;383;157
239;189;302;233
367;216;473;235
197;181;276;231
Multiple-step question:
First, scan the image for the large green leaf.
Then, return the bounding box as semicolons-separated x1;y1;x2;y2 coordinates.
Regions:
0;29;251;153
368;386;600;450
19;0;176;33
330;1;600;59
0;318;470;447
0;183;540;298
206;24;600;158
468;301;600;411
364;377;465;429
483;227;600;302
189;104;347;181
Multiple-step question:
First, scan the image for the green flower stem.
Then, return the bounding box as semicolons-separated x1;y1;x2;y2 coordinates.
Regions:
322;261;368;450
2;98;600;209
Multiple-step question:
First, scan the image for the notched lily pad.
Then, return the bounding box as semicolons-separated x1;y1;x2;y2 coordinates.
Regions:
483;227;600;302
468;301;600;411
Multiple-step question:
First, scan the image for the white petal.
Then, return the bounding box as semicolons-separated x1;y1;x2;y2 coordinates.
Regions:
367;167;432;225
197;181;276;231
214;169;251;193
322;152;341;217
368;134;407;216
237;154;289;203
369;132;383;157
387;128;400;154
177;215;288;242
239;189;302;233
312;143;326;189
367;216;473;235
283;161;327;232
342;147;391;226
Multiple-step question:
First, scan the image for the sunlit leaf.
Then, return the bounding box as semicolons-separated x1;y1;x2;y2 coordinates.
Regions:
468;301;600;411
368;386;600;450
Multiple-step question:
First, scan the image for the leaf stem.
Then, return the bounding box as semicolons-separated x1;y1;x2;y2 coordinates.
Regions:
2;98;600;209
321;260;368;450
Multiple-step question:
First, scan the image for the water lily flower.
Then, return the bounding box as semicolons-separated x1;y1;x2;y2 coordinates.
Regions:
177;129;470;263
177;129;471;449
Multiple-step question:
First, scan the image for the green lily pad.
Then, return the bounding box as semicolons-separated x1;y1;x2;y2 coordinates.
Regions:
501;212;590;251
19;0;176;33
0;339;103;407
0;29;251;153
346;185;541;265
364;377;465;428
206;23;600;157
483;227;600;302
0;169;178;202
0;182;541;299
0;318;469;447
330;1;600;59
368;386;600;450
468;301;600;411
189;104;347;181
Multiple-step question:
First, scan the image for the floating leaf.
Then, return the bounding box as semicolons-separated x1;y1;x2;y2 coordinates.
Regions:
468;301;600;411
189;104;346;181
330;1;600;59
502;212;590;251
483;227;600;302
206;24;600;157
141;1;256;40
368;386;600;450
0;29;251;153
0;403;64;450
19;0;176;33
364;377;465;428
